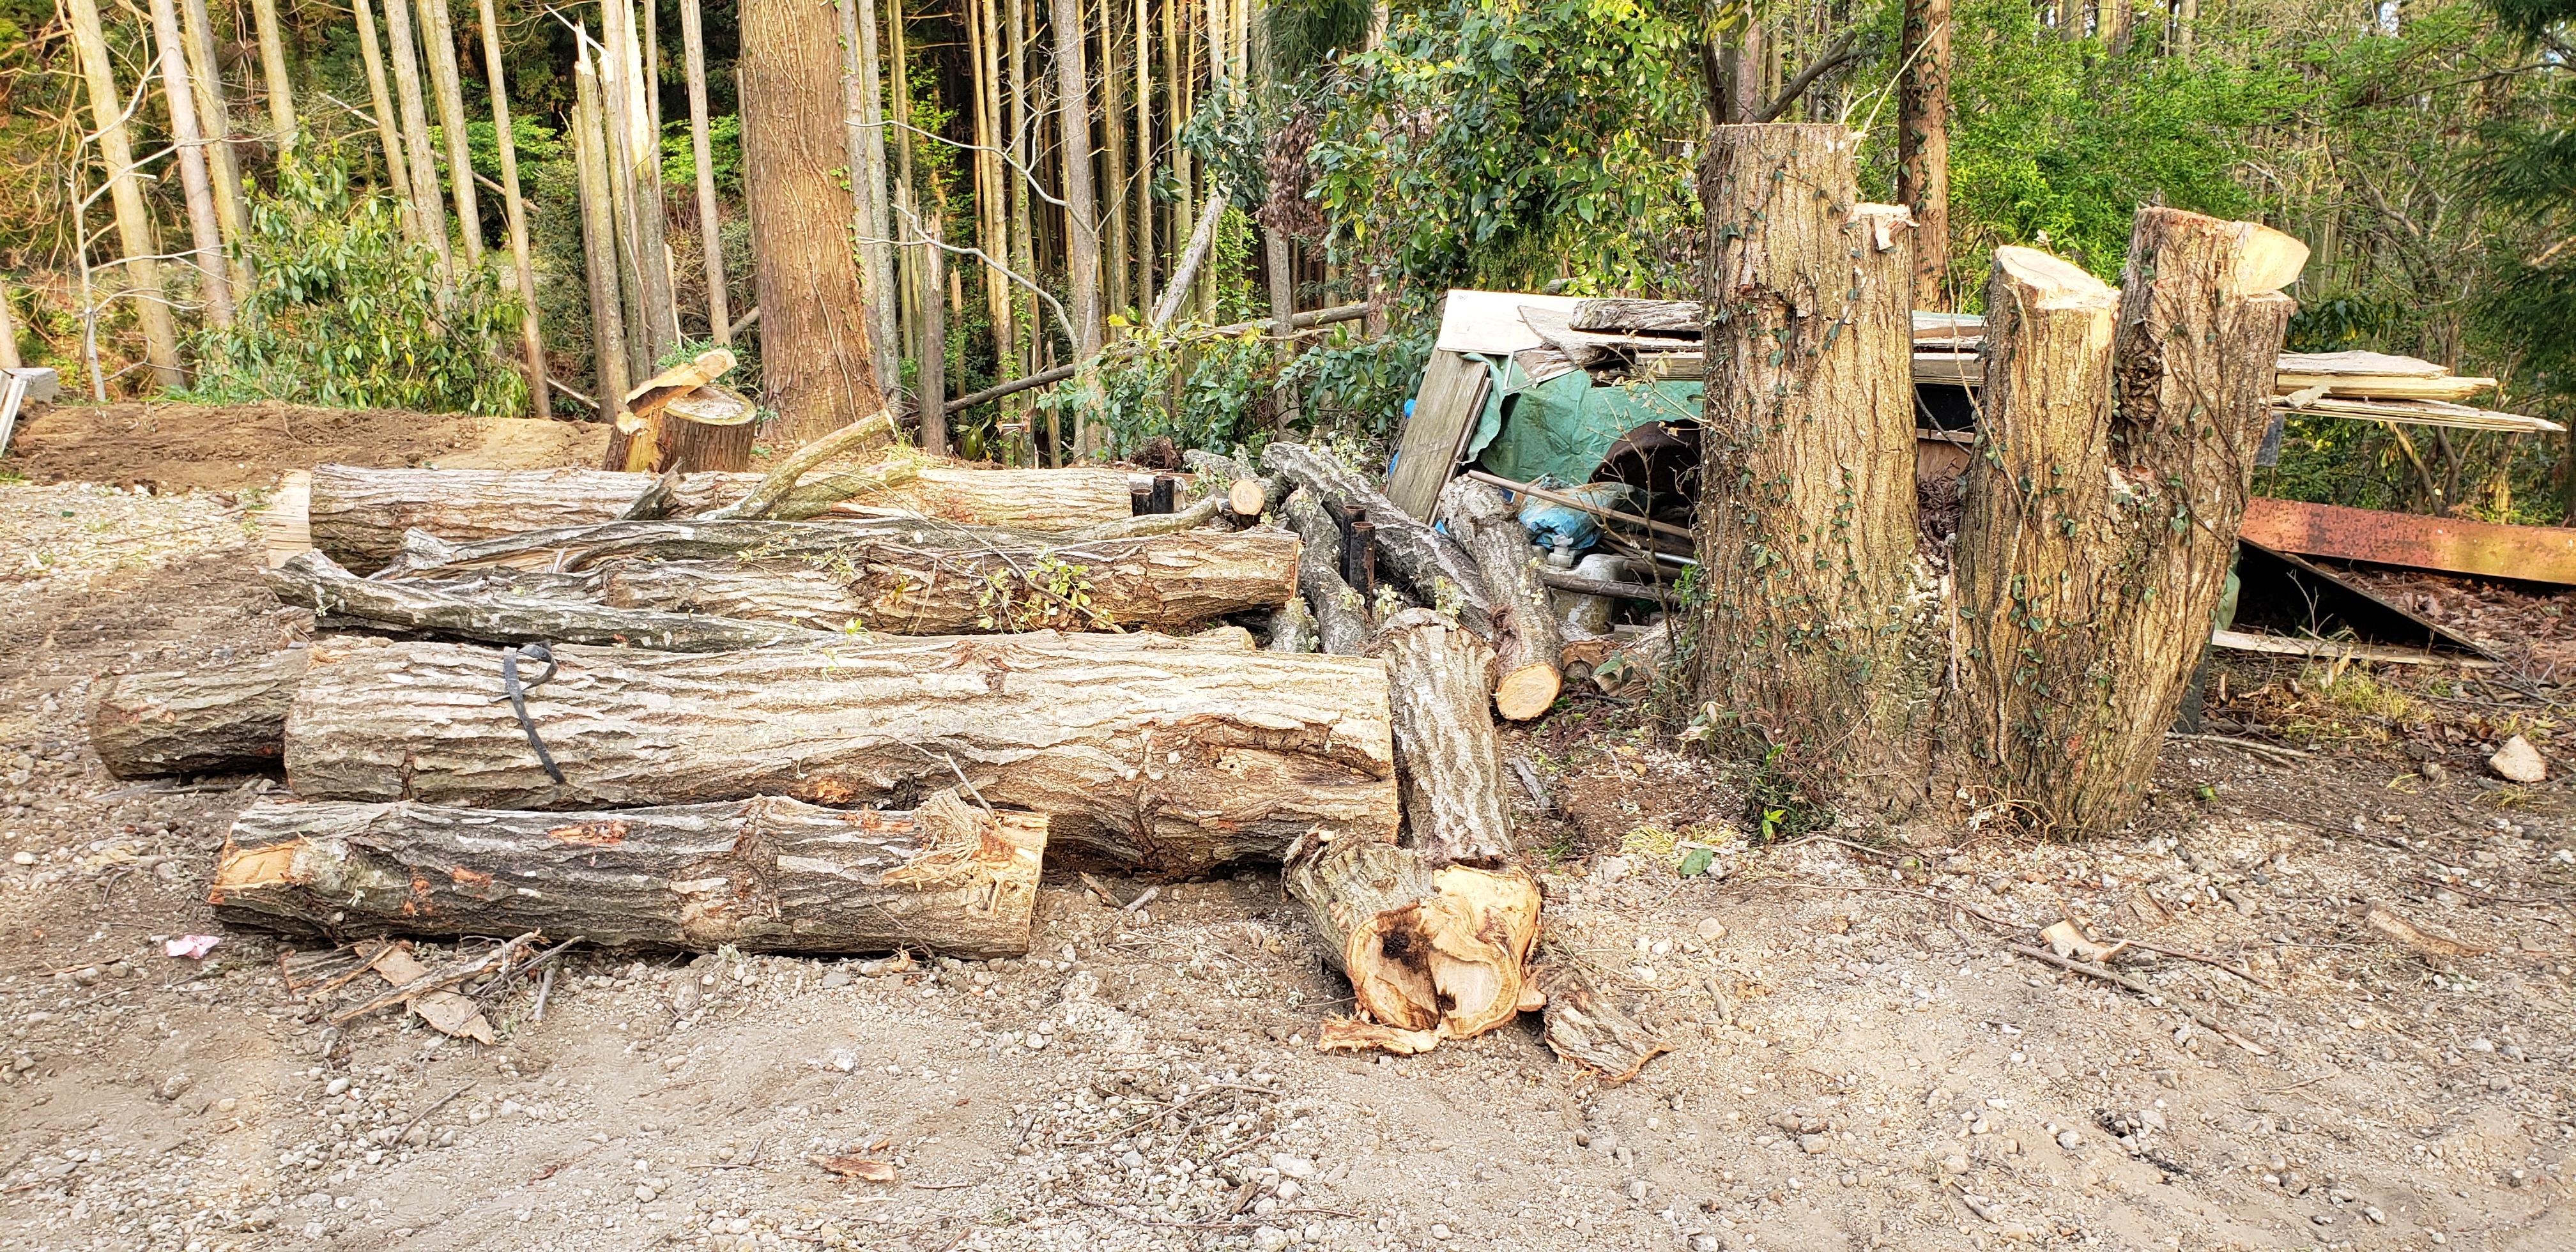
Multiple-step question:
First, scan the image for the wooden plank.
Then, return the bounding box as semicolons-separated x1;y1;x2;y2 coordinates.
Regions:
1433;289;1582;355
2210;628;2497;669
261;470;313;569
2238;496;2576;586
1383;349;1491;520
1570;298;1701;333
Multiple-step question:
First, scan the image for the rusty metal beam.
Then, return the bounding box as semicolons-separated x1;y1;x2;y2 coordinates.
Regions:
2237;498;2576;587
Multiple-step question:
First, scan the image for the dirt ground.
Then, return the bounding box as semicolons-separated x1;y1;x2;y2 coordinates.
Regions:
1;402;610;494
2;406;2574;1252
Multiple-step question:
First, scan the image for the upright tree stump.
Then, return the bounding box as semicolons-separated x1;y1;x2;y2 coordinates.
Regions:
1693;124;1928;823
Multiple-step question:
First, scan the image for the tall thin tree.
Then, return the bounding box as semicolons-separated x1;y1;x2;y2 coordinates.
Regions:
418;0;485;264
65;0;183;388
856;0;898;386
740;0;894;440
249;0;296;145
1897;0;1951;307
148;0;234;327
1053;0;1102;360
1102;0;1130;319
574;38;634;415
684;0;730;344
1006;0;1034;379
178;0;247;256
478;0;549;415
350;0;424;243
385;0;457;291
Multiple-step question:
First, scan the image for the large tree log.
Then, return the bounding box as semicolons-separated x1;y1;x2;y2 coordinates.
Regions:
1261;443;1492;632
1943;213;2298;832
284;635;1396;871
1694;124;1931;824
1282;490;1370;655
1369;607;1513;865
1284;839;1542;1055
89;650;308;778
305;464;1142;568
268;551;820;652
209;790;1045;958
1438;478;1563;720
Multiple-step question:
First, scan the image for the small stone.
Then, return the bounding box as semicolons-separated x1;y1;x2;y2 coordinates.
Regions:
1270;1153;1314;1179
2490;735;2547;783
1687;1237;1723;1252
1429;1223;1454;1241
1696;917;1728;942
2310;1214;2334;1226
1623;1178;1649;1200
820;969;852;989
1798;1134;1827;1154
70;966;101;986
2055;1130;2082;1150
2468;1037;2496;1053
1939;1153;1969;1174
1252;1228;1292;1252
216;1097;238;1113
2363;1206;2386;1224
8;852;31;866
634;1184;656;1203
1274;1179;1300;1202
157;1074;191;1101
325;1078;351;1096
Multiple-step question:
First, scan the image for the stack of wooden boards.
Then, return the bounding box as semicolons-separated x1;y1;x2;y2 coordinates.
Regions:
1535;301;2561;436
91;435;1669;1080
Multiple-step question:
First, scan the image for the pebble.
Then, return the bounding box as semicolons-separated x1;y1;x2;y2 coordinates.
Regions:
1271;1153;1314;1179
1688;1236;1722;1252
1429;1223;1454;1240
2055;1130;2083;1150
1696;917;1727;941
2490;735;2547;783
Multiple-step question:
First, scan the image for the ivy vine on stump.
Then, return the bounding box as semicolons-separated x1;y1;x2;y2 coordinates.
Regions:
1691;123;1931;831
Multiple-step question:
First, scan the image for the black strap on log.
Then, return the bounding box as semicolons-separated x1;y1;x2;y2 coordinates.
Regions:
500;643;566;784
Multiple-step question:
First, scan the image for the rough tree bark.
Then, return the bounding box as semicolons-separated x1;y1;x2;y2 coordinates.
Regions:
1694;125;1928;823
210;790;1047;957
146;0;233;327
1282;491;1369;656
1897;0;1951;307
1943;212;2298;832
739;0;893;442
249;0;296;142
1284;839;1542;1056
349;0;422;245
383;0;456;289
1438;478;1563;720
1261;443;1492;632
1052;0;1103;363
89;650;309;778
1368;607;1513;865
303;464;1141;567
284;636;1397;871
269;551;821;651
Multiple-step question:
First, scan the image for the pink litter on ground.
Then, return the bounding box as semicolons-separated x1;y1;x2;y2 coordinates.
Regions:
164;935;220;959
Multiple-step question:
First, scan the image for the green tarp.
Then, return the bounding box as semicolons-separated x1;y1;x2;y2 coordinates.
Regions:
1461;354;1701;488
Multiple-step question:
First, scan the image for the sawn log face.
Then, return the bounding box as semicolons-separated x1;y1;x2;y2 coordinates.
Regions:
210;791;1045;957
284;636;1397;871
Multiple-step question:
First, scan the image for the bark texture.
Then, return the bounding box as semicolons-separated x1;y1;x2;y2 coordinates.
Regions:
1284;839;1542;1055
1283;491;1368;655
284;636;1395;871
1261;443;1491;632
1438;478;1563;720
305;465;1140;568
1537;963;1669;1084
1896;0;1951;307
210;790;1046;958
89;650;309;778
269;551;819;652
1695;125;1929;821
1368;607;1512;865
739;0;892;443
1944;211;2297;832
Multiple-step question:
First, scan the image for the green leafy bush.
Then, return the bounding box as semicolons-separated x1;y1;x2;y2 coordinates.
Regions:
187;150;529;416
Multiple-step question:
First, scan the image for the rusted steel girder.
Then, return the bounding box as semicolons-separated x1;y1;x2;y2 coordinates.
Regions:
2238;497;2576;586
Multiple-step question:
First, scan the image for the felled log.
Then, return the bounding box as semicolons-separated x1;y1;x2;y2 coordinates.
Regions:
1283;491;1370;655
89;650;309;778
303;462;1135;569
1438;478;1563;720
1589;623;1670;698
1370;607;1513;865
268;551;818;652
583;528;1299;634
1285;839;1543;1055
284;635;1397;871
1183;449;1287;526
210;790;1046;958
1569;298;1703;335
1266;595;1317;653
1261;443;1491;632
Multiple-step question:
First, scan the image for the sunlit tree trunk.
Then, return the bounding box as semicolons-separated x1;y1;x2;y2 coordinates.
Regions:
855;0;900;386
350;0;424;245
1054;0;1103;353
148;0;234;328
1133;0;1153;314
178;0;249;268
740;0;896;440
684;0;731;344
417;0;485;264
1103;0;1131;321
574;42;633;416
65;0;183;390
478;0;549;415
385;0;457;293
249;0;296;146
1897;0;1950;307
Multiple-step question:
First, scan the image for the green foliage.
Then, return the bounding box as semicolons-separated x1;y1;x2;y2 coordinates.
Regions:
1308;0;1706;293
1282;321;1434;446
660;114;743;197
1050;319;1280;461
976;552;1096;630
186;151;528;416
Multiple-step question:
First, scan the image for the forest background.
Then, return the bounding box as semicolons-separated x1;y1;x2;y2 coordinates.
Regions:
3;0;2575;521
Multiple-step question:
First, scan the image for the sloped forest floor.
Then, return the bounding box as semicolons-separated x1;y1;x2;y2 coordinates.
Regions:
0;464;2573;1252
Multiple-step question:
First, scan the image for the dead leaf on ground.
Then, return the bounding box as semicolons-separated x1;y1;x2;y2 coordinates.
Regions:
811;1155;897;1182
2364;904;2490;959
2041;919;2128;965
371;947;498;1043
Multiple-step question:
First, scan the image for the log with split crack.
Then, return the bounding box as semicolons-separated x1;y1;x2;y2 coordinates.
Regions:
281;633;1397;873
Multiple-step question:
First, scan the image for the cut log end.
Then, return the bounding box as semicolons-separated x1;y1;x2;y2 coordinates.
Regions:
1493;662;1562;722
1993;245;2115;309
1285;841;1540;1057
1226;478;1268;519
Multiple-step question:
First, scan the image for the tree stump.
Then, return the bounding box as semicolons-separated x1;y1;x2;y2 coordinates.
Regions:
652;384;759;473
1693;123;1929;826
1283;839;1542;1055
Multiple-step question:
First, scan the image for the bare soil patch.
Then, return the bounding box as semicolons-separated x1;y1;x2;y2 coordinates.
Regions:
1;402;609;494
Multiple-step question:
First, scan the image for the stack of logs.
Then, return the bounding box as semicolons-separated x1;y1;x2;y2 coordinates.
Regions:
91;422;1669;1081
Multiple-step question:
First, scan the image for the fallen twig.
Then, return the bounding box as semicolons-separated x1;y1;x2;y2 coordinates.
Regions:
330;932;543;1025
393;1085;473;1145
2009;943;2269;1056
2118;940;2272;988
2165;731;2315;763
471;936;583;1010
